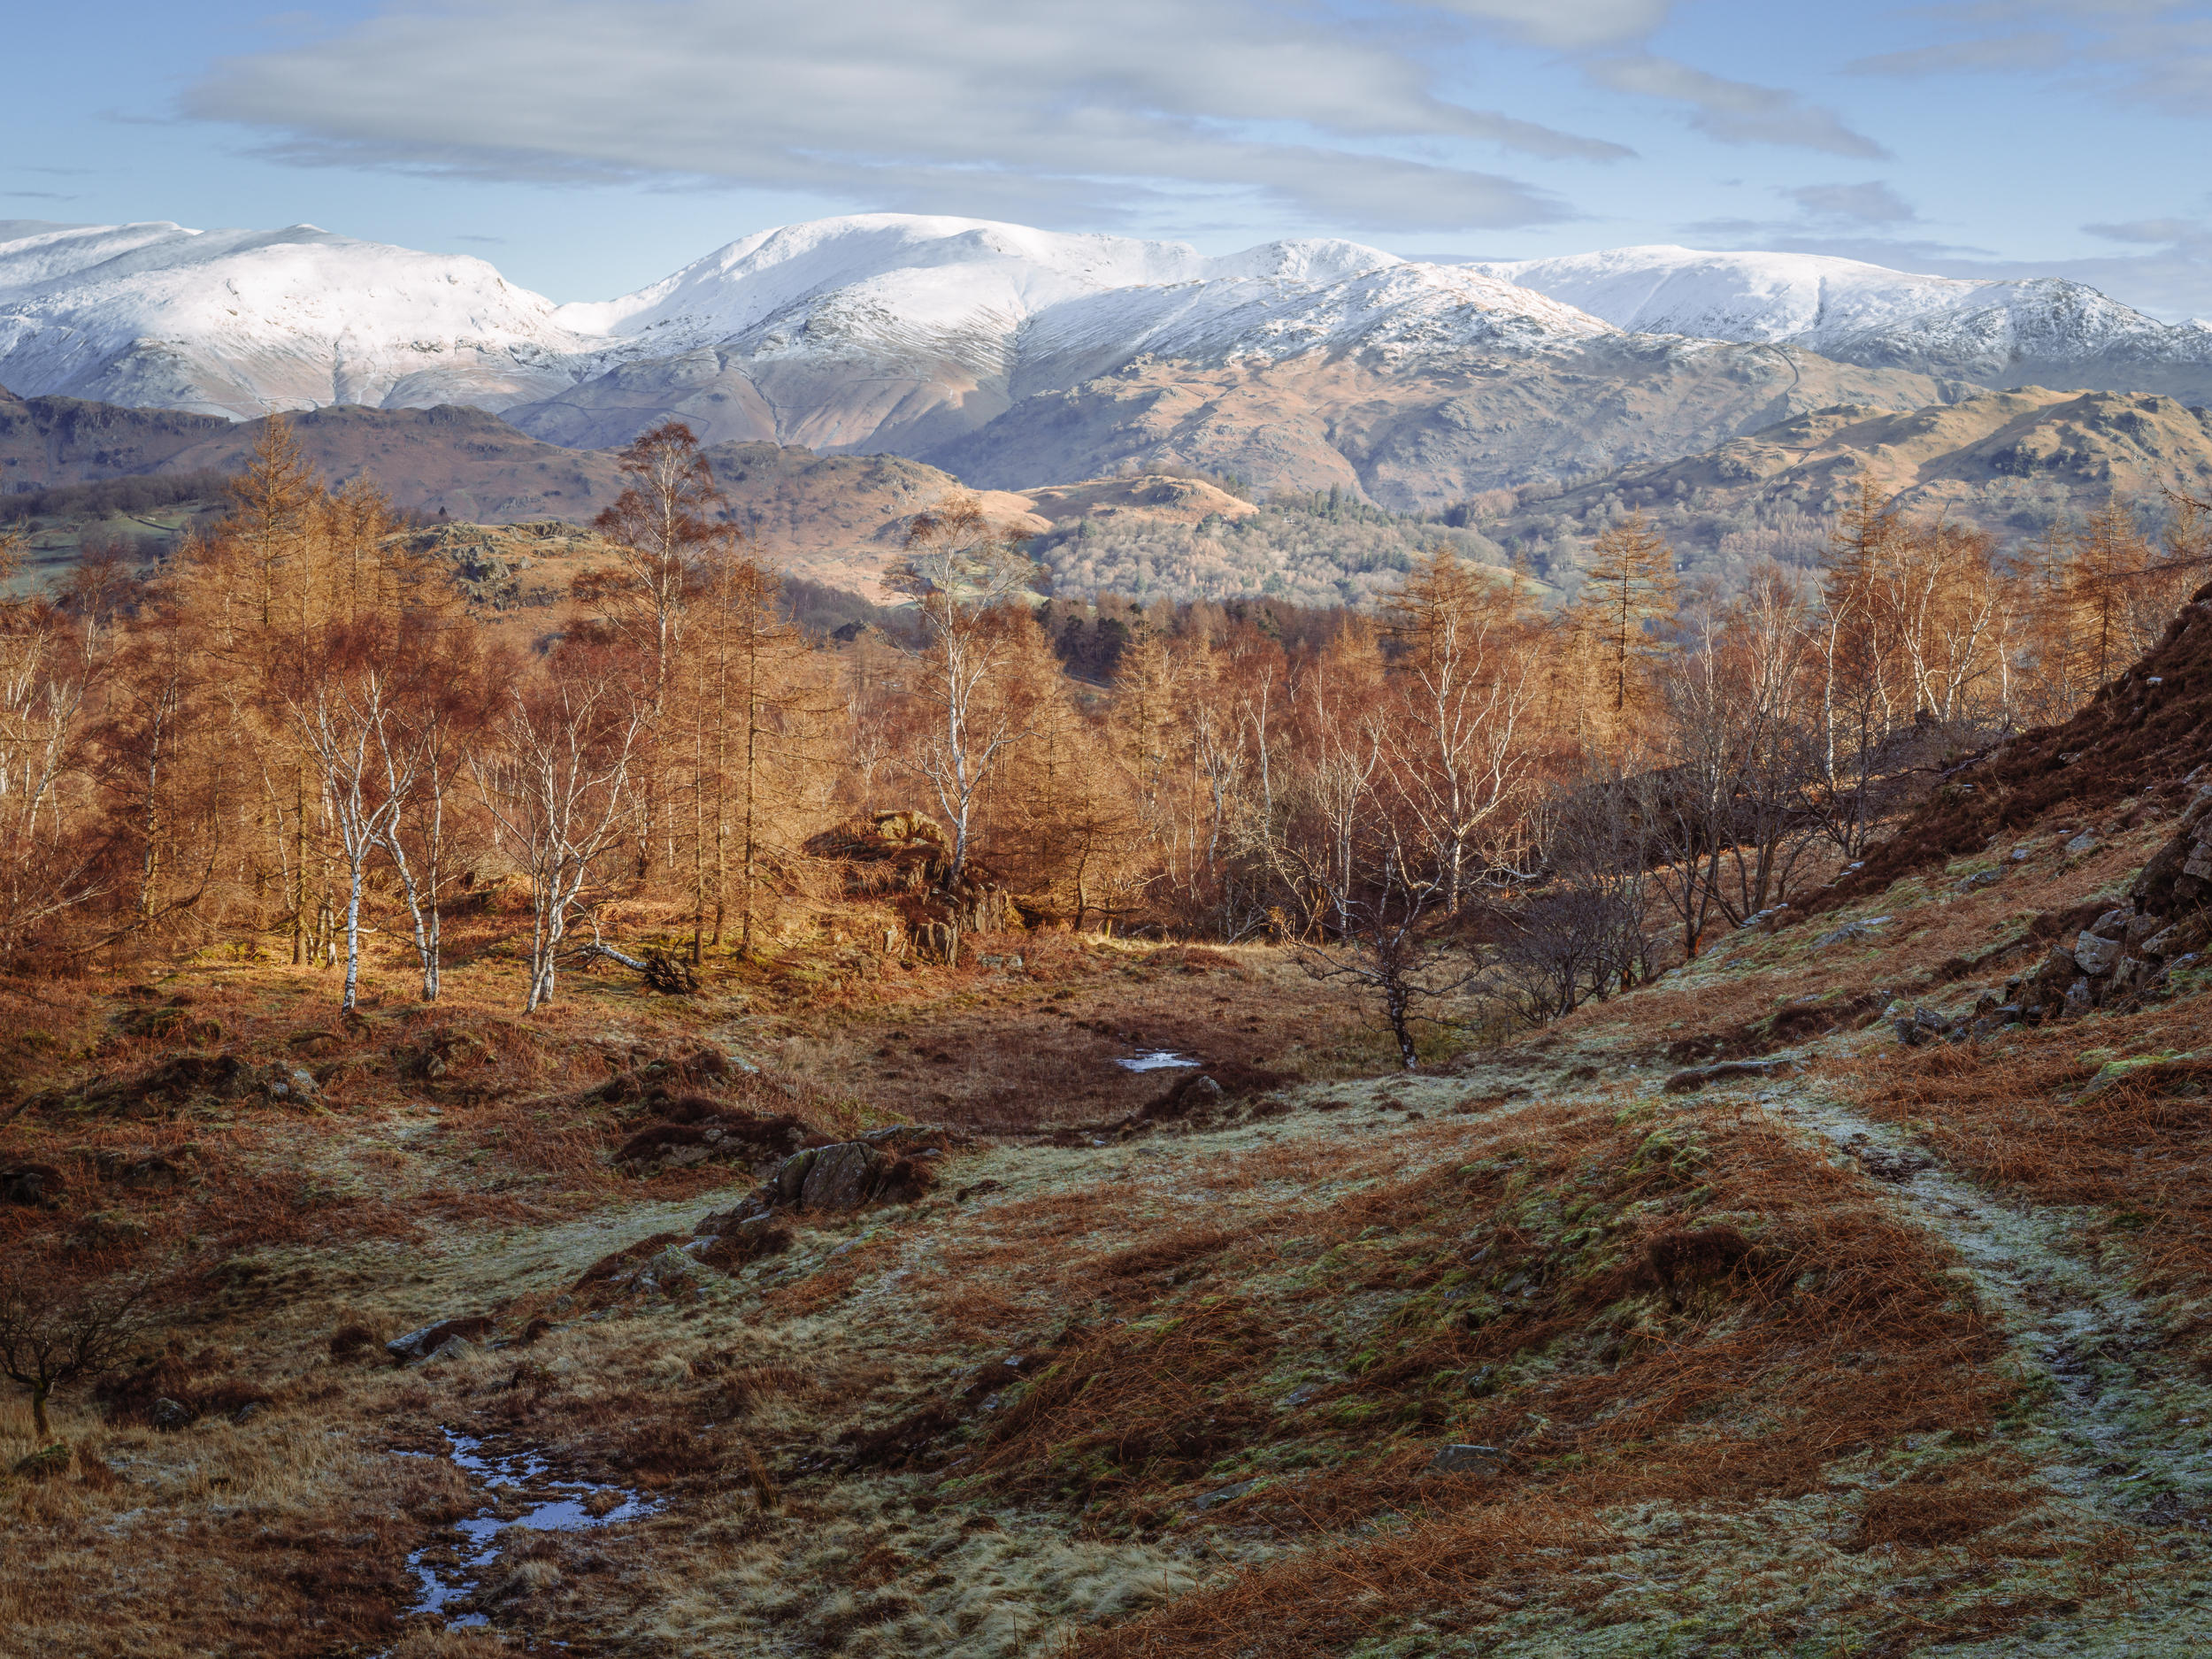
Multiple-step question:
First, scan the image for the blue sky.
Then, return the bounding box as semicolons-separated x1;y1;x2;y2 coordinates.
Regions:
9;1;2212;315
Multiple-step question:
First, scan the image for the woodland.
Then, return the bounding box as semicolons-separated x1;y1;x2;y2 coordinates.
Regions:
1;417;2206;1044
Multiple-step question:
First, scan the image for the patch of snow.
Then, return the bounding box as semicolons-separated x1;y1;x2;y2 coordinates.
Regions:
1116;1050;1199;1071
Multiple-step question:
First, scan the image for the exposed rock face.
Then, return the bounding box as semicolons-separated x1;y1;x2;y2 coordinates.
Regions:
749;1127;946;1216
2005;784;2212;1022
796;1142;882;1210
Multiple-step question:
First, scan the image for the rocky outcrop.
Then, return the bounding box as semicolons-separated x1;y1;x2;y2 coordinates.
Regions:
386;1317;495;1365
613;1107;820;1177
804;811;1025;961
765;1133;940;1212
2003;782;2212;1023
701;1125;950;1231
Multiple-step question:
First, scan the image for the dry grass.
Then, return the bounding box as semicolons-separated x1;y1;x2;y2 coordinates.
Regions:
1846;1021;2212;1294
833;1096;2027;1657
0;1376;475;1657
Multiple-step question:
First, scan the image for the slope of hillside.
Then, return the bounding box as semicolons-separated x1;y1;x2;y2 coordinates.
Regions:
10;763;2212;1655
1485;387;2212;575
1;217;1933;502
0;386;233;491
1817;579;2212;909
507;217;1615;456
933;341;1943;511
0;396;1033;599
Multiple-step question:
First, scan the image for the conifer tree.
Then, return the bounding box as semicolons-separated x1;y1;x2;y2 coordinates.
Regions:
1572;511;1678;718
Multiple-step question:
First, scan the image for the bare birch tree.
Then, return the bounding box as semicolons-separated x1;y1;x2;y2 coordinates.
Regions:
472;662;646;1012
887;493;1038;888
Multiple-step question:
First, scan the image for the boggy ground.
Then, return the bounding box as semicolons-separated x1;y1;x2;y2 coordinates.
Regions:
6;810;2212;1657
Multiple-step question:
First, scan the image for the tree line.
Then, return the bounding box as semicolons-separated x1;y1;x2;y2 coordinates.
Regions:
1;419;2206;1041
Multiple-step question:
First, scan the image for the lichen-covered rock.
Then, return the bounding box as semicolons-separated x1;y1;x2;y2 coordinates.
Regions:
760;1136;938;1212
2073;932;2124;975
800;1142;885;1210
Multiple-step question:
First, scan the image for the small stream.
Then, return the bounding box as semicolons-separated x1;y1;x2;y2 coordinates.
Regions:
402;1428;661;1628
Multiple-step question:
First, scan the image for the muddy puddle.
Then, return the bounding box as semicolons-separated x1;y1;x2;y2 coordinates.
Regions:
399;1428;661;1630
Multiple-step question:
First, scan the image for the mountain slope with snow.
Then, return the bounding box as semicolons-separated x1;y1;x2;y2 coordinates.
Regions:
1477;245;2212;388
8;214;2212;510
0;219;611;420
0;213;1609;438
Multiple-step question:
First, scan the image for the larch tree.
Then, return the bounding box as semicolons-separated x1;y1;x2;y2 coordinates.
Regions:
585;420;738;883
1571;511;1678;727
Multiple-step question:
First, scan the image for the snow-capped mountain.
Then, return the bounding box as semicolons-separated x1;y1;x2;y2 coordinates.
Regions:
1477;245;2212;383
7;214;2212;504
505;214;1623;450
550;215;1601;378
0;219;607;420
0;214;1609;438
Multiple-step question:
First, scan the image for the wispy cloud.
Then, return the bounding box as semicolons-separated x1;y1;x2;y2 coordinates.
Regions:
1584;53;1887;157
1427;0;1676;51
1852;3;2212;119
1782;180;1919;226
183;0;1647;234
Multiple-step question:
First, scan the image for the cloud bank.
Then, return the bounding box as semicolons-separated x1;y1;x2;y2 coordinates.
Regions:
182;0;1893;234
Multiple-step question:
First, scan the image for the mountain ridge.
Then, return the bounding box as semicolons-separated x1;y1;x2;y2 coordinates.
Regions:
9;214;2212;519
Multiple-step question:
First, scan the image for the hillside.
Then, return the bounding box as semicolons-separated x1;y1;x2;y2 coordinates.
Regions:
1485;387;2212;578
931;342;1944;513
0;219;596;419
1025;482;1525;609
0;386;1552;607
0;396;1038;601
0;216;1978;507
